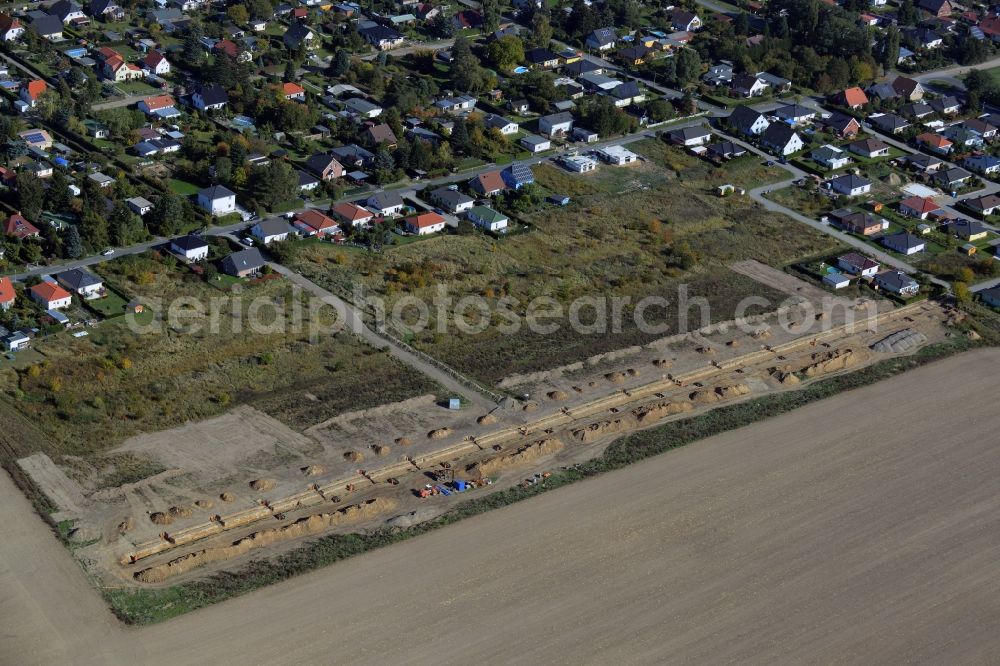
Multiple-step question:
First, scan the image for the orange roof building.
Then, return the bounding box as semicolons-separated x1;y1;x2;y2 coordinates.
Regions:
293;209;339;235
405;211;446;229
4;212;39;239
29;281;72;307
281;82;306;98
331;202;375;226
0;276;15;308
839;86;869;109
24;79;46;101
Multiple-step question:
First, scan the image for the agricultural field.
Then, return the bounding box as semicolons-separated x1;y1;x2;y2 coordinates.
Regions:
0;251;438;463
287;140;840;385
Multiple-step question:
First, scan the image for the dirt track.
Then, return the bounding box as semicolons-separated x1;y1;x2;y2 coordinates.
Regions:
2;349;1000;664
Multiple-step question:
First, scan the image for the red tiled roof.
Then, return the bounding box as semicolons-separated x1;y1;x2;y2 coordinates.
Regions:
140;94;176;110
917;133;952;148
331;202;373;222
294;209;338;233
25;79;46;101
30;281;71;304
473;170;506;193
840;87;868;107
899;196;940;214
405;211;445;229
282;82;305;96
0;276;14;304
4;212;39;239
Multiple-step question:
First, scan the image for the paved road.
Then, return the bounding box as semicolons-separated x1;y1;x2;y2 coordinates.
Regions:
908;54;1000;91
91;93;155;111
3;349;1000;664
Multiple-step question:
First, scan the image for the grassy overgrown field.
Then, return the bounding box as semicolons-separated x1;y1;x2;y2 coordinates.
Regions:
0;252;437;459
288;140;839;384
104;333;991;626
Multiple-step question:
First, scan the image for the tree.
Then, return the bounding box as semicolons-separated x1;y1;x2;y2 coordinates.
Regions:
450;118;470;152
450;36;483;92
251;160;298;210
432;12;456;38
47;169;71;212
529;12;553;49
486;36;524;72
481;0;501;32
227;4;249;25
880;25;900;69
182;25;205;69
953;281;971;304
109;202;143;246
330;49;351;77
64;224;83;259
17;174;45;221
676;48;702;86
149;193;185;236
284;59;297;82
735;11;750;36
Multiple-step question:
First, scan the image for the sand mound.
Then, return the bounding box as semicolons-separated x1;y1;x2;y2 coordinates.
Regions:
966;329;982;341
752;329;771;339
801;348;863;377
134;498;397;584
467;439;564;478
117;517;134;535
572;418;632;444
605;372;625;384
395;437;413;446
302;465;326;477
194;499;214;510
220;492;236;502
716;383;751;399
690;389;720;405
774;371;800;386
632;400;694;425
169;505;193;518
523;402;538;412
477;414;498;425
249;479;276;492
726;339;740;347
652;359;672;368
149;512;173;526
428;428;452;439
625;368;639;377
547;390;568;400
371;444;390;457
344;450;364;462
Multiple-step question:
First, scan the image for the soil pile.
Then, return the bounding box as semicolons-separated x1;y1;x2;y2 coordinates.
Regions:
249;479;276;492
169;506;193;518
117;517;134;535
149;512;173;526
220;492;236;502
547;390;568;400
344;451;364;462
428;428;452;439
477;414;498;425
466;439;565;478
302;465;325;477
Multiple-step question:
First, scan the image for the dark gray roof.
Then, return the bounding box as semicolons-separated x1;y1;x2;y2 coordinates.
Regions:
368;190;404;209
881;232;924;252
57;268;101;290
199;184;236;200
430;187;473;208
221;248;265;273
31;14;63;35
172;234;208;251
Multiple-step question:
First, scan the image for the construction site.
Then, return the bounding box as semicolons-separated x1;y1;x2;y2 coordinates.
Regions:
13;260;966;591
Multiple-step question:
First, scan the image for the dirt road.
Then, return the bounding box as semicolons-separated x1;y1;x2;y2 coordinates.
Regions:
3;349;1000;664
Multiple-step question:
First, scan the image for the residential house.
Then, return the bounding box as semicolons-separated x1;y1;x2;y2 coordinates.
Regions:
30;15;63;40
829;208;883;236
618;45;652;67
727;106;770;136
4;212;40;239
585;27;616;51
979;285;1000;308
19;128;53;150
470;170;507;196
367;191;405;217
331;202;374;227
197;184;237;216
404;211;446;235
933;167;972;190
509;99;530;114
595;145;639;164
502;163;534;189
892;76;924;101
142;50;170;75
917;0;952;17
19;79;47;108
821;112;861;138
941;125;983;149
869;113;910;134
670;9;702;31
729;74;768;98
519;134;550;153
452;9;483;29
668;125;712;146
916;132;953;155
961;192;1000;216
773;104;815;125
756;72;791;92
466;205;509;232
561;155;597;172
836;86;869;109
881;232;926;255
524;47;560;69
283;23;314;50
903;153;944;173
706;141;747;160
191;85;228;111
365;123;397;147
898;195;941;219
433;95;476;114
837;252;880;277
929;96;961;115
125;196;153;215
251;219;291;244
947;218;989;241
539;112;574;138
344;97;383;119
963;118;998;140
760;124;803;156
292;208;340;237
88;0;124;20
847;137;890;158
811;145;851;169
221;248;266;278
703;62;734;86
572;127;599;143
430;187;475;213
483;114;519;135
331;144;375;168
102;55;143;81
49;0;86;24
874;271;920;296
137;94;178;117
281;82;306;101
359;23;404;50
0;277;14;310
0;14;25;41
901;102;934;119
825;174;872;197
963;154;1000;175
305;153;345;181
29;281;72;309
170;234;209;261
56;268;103;300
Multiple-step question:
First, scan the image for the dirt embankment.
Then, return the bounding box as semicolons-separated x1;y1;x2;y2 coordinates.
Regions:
467;439;566;478
134;498;396;584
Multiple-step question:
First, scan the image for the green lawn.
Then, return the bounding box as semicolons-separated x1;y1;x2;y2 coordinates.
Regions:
169;179;200;196
84;289;130;318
